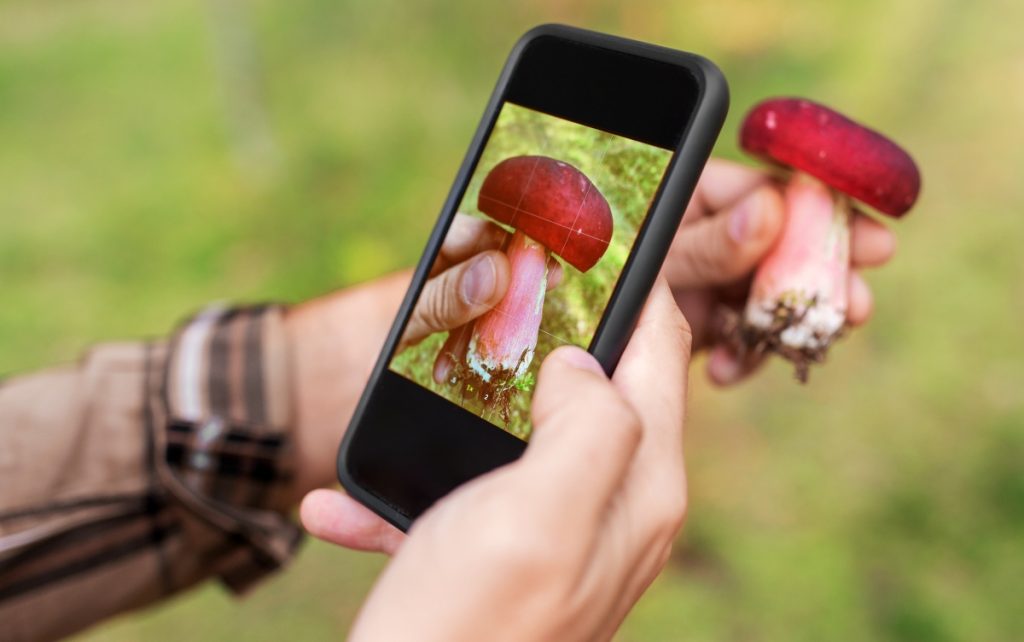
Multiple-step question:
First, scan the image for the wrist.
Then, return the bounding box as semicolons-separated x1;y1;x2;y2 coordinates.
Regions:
285;271;412;501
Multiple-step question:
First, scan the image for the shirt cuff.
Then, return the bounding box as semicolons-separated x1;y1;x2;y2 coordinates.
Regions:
152;304;304;594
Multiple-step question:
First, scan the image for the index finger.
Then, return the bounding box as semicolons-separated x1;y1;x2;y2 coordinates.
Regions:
851;211;897;268
519;347;642;527
300;489;406;555
683;158;769;224
611;278;692;500
430;214;508;276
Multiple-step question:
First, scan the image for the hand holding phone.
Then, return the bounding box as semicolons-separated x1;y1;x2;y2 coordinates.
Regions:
304;279;692;640
339;25;727;529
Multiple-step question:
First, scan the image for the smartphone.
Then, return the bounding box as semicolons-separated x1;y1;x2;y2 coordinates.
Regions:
338;24;728;531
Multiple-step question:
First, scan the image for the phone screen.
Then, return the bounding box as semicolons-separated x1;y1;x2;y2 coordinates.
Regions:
388;102;673;440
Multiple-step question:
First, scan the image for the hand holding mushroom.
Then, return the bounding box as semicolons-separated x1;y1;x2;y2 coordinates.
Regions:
663;97;921;380
397;213;562;376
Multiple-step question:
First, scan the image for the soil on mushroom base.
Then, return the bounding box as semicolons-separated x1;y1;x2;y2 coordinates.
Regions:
722;299;847;383
439;348;535;434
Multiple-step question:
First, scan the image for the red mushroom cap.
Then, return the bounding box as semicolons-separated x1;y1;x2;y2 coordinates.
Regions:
740;98;921;217
478;155;613;271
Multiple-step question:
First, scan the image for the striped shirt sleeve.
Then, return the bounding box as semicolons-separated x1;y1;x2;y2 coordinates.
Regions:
0;304;304;642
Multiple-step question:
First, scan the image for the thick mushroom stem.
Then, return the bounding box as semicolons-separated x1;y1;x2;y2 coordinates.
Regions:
742;172;851;381
466;231;549;384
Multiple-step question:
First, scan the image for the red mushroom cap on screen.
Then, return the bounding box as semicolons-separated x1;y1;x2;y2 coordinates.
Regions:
740;98;921;217
478;155;613;271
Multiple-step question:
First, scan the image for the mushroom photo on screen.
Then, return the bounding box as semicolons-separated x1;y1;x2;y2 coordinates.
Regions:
445;155;612;420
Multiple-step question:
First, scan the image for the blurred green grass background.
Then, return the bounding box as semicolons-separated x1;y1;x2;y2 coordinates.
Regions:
1;0;1021;640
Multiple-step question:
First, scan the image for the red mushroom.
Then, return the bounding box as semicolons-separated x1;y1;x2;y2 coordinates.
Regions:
463;155;612;404
737;97;921;381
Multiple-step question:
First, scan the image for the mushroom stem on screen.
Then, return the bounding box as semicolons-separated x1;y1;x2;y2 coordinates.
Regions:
467;231;549;382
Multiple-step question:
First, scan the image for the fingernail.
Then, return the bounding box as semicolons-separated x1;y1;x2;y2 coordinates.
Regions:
708;345;742;383
461;254;497;305
433;354;452;384
553;346;605;376
728;191;762;244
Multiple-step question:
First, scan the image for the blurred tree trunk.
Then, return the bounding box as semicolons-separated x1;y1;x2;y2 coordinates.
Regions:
205;0;280;178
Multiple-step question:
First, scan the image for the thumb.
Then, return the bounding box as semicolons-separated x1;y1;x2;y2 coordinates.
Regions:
521;347;641;525
665;185;784;289
401;250;510;347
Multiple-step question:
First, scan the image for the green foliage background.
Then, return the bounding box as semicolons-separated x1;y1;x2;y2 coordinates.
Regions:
1;1;1021;640
390;103;670;436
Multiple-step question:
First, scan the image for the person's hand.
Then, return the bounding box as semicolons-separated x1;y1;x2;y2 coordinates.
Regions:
397;213;510;350
662;159;898;384
397;213;561;383
302;278;690;640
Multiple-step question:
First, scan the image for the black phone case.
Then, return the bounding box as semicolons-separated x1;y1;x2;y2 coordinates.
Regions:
338;24;728;531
